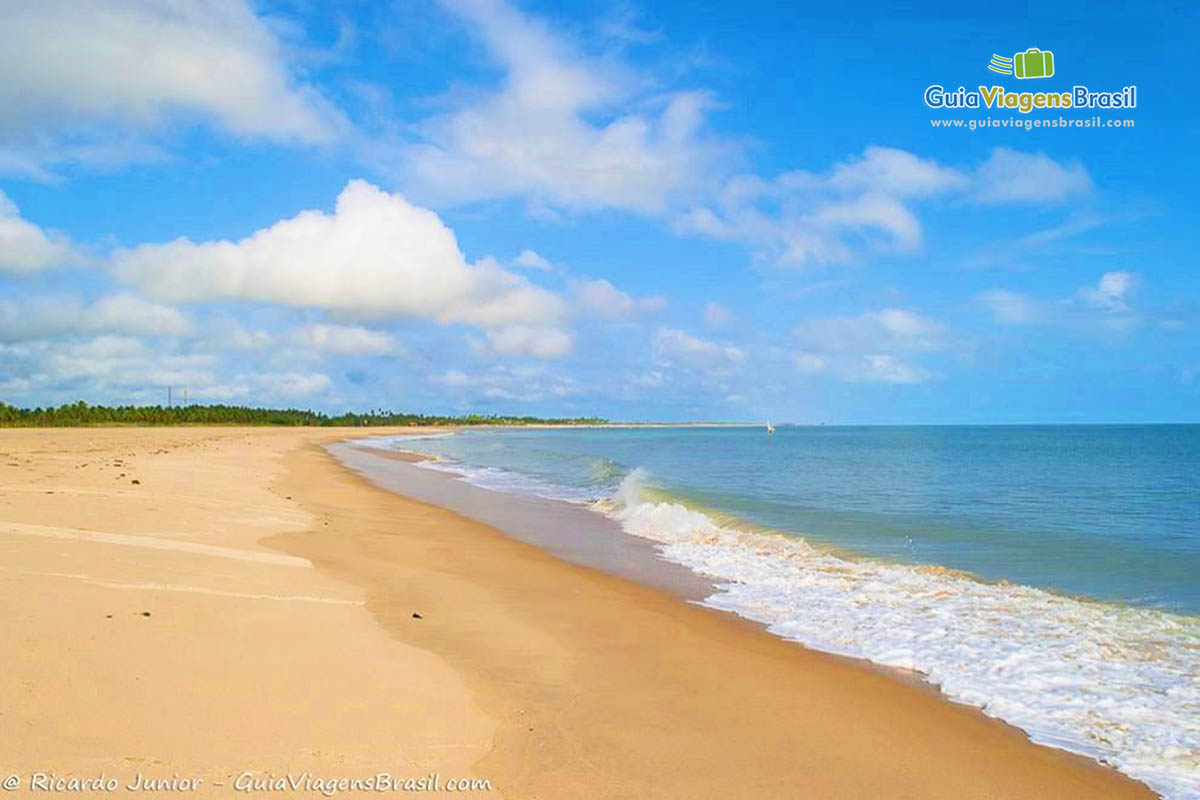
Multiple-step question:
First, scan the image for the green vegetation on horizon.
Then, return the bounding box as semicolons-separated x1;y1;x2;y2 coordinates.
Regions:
0;401;607;428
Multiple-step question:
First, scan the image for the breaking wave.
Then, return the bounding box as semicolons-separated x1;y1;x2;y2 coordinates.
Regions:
602;468;1200;800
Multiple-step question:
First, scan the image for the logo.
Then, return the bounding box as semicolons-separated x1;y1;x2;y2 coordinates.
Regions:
988;48;1055;79
923;45;1136;117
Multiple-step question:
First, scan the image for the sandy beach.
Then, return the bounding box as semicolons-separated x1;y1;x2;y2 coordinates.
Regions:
0;427;1155;799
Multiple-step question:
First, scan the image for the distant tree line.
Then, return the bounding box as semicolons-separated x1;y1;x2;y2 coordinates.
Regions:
0;401;607;428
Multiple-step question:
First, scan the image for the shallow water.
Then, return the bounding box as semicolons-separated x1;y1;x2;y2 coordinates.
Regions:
354;425;1200;799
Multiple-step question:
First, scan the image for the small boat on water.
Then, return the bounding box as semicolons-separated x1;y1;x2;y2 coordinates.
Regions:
766;422;776;434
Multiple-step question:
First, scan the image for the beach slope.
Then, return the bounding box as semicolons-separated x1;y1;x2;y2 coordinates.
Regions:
0;428;1155;799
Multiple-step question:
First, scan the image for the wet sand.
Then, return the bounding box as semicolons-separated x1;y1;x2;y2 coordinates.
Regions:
286;435;1153;799
0;427;1155;799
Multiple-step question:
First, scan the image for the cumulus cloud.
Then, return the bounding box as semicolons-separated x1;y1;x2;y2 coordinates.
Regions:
974;148;1092;204
0;0;342;177
574;278;667;319
0;191;80;273
381;0;1095;276
514;249;553;271
0;336;216;394
113;180;572;350
263;372;332;397
0;293;190;341
0;330;341;406
291;323;399;356
203;318;275;351
86;294;192;337
652;327;745;370
485;325;573;358
792;308;950;383
394;0;728;213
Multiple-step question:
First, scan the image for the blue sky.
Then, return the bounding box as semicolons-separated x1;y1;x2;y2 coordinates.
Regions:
0;0;1196;423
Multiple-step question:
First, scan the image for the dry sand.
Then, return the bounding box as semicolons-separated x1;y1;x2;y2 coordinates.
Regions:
0;427;1156;799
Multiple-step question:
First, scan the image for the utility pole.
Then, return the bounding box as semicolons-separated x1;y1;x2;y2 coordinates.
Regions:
168;387;172;408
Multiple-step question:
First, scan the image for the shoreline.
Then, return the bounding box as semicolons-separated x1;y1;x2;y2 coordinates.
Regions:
359;426;1198;799
0;427;1157;798
355;430;1192;619
343;439;945;699
300;432;1155;798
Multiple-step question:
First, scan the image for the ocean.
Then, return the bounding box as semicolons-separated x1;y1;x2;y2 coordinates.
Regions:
360;424;1200;799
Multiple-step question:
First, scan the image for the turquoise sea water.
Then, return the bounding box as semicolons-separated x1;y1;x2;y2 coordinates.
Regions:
408;424;1200;612
373;425;1200;799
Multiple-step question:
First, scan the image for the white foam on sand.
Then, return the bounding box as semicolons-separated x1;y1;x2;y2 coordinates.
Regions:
604;468;1200;800
414;458;600;503
338;447;1200;799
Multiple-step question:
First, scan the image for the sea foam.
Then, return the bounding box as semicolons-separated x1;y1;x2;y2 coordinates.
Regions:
364;437;1200;799
605;469;1200;800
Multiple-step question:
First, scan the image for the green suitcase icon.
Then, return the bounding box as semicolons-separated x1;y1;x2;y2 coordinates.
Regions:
1014;48;1054;79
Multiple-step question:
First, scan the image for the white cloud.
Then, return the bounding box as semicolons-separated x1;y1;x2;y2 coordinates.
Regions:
975;148;1092;204
793;350;933;384
795;308;949;354
652;327;745;370
269;372;332;397
382;0;1095;276
677;147;965;266
1018;211;1107;250
703;302;733;328
980;273;1142;332
185;371;333;402
205;318;274;351
978;289;1042;324
514;249;553;270
792;308;950;384
965;210;1116;271
828;146;968;198
679;146;1093;267
394;0;728;213
630;370;665;388
486;325;574;358
428;363;578;403
292;323;399;356
0;0;342;176
87;294;192;337
113;180;572;347
0;335;216;392
850;354;933;384
1077;271;1139;312
810;193;922;251
574;278;667;319
0;293;190;341
576;279;635;318
0;191;79;273
0;329;337;404
793;352;827;374
431;369;471;387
